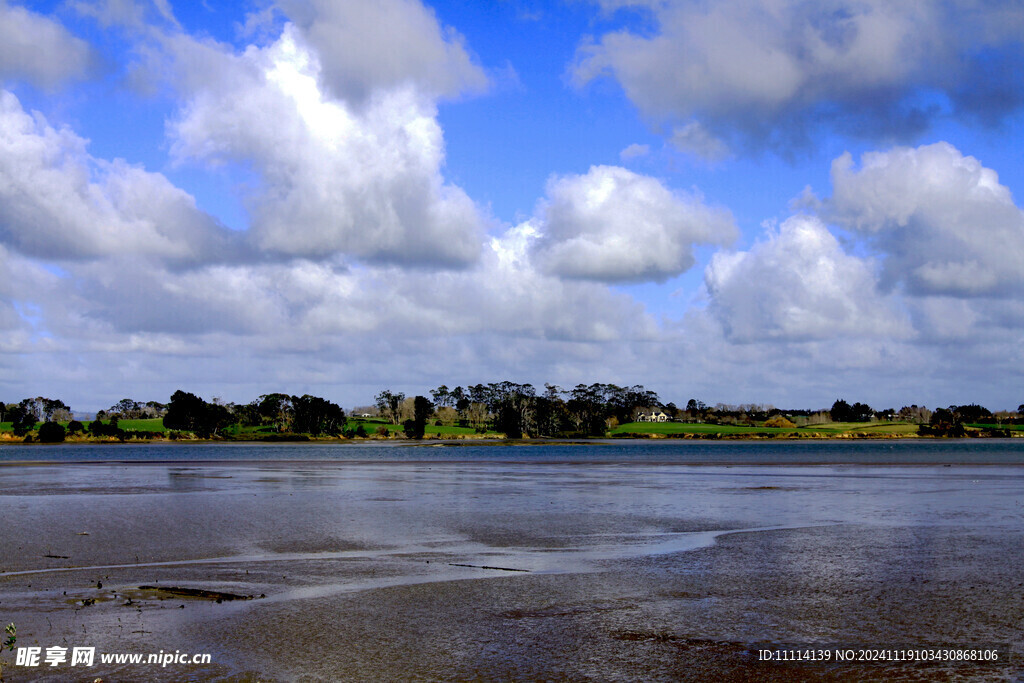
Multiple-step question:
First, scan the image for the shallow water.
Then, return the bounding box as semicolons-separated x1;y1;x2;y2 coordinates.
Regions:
1;441;1022;680
3;437;1024;464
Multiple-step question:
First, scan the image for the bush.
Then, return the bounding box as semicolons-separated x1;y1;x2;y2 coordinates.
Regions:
375;425;390;437
67;420;84;435
37;421;66;443
764;415;796;428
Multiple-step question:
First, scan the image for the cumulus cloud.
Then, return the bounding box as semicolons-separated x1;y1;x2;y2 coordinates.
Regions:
531;165;737;283
825;142;1024;297
278;0;489;102
573;0;1024;153
704;214;909;343
166;24;484;268
1;3;655;406
0;90;236;264
0;1;95;87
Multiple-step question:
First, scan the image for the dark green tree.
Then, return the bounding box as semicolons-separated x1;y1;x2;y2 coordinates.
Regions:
951;404;991;424
37;421;66;443
567;384;606;435
402;395;433;438
922;407;965;437
164;390;232;437
292;395;346;436
257;393;293;432
491;382;536;438
850;402;874;422
9;405;36;436
830;399;852;422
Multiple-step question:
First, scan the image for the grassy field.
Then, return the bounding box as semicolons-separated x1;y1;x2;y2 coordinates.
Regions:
800;421;920;434
349;418;498;437
611;420;921;436
111;418;166;432
611;422;793;436
0;418;167;432
967;423;1024;431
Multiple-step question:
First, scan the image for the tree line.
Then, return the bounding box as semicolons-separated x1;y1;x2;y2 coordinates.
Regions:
376;382;662;438
3;387;1022;442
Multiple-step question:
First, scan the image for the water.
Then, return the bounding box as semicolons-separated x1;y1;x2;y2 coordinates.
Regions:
1;440;1022;680
2;437;1024;464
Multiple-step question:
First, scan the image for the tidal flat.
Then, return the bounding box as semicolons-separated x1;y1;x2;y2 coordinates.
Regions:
1;441;1022;681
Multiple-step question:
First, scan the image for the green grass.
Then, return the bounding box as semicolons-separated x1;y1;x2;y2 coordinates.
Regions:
844;422;918;434
111;418;166;432
350;418;497;437
801;421;919;434
611;421;794;436
1;418;168;433
967;423;1024;431
612;420;921;436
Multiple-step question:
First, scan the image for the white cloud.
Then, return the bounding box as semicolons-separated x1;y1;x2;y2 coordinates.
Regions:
532;165;737;283
704;214;910;343
278;0;489;102
573;0;1024;151
2;4;1022;413
825;142;1024;297
0;1;95;88
166;25;485;268
0;90;235;264
619;143;649;160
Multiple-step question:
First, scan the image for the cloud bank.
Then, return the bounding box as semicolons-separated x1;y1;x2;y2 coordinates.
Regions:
0;1;1021;411
574;0;1024;155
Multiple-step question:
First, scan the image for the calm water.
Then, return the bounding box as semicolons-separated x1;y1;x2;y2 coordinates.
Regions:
2;438;1024;464
2;439;1023;680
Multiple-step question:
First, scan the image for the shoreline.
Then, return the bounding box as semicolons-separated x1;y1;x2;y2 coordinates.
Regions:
1;428;1021;446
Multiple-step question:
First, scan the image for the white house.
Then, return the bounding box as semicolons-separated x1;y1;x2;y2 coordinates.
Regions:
634;408;668;422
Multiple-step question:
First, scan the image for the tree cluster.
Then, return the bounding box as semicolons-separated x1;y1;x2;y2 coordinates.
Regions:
222;392;347;437
375;382;663;438
98;399;167;420
4;397;72;436
163;391;234;438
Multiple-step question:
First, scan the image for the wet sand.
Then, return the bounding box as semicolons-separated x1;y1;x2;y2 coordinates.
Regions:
1;459;1022;681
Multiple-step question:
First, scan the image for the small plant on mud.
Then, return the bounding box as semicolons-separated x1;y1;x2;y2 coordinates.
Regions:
0;623;16;680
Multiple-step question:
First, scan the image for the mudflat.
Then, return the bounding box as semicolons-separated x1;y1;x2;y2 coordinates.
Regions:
1;452;1022;681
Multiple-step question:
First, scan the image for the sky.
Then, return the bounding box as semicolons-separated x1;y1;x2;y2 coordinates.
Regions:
1;0;1023;413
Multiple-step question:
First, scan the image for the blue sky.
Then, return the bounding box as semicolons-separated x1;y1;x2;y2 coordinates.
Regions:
1;0;1023;412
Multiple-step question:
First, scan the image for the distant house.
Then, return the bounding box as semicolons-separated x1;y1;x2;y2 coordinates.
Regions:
634;408;668;422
